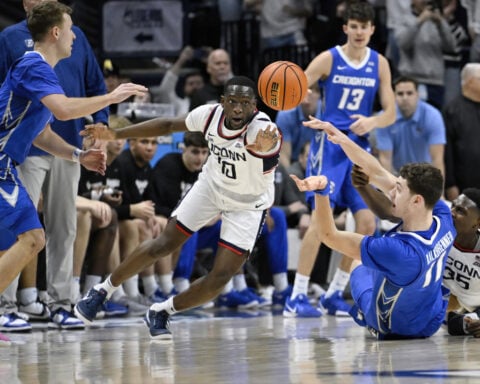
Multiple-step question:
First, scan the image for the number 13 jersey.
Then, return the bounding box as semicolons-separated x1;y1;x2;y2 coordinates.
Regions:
320;45;379;132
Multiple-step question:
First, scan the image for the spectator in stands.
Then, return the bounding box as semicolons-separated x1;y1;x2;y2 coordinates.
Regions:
189;49;233;110
395;0;456;109
244;0;313;51
462;0;480;62
150;45;206;117
375;76;446;176
444;63;480;201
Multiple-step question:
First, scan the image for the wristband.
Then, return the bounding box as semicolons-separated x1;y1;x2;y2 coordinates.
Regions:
72;148;84;163
314;184;330;196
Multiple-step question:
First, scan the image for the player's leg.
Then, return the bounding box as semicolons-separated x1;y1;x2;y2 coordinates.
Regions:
43;157;84;328
264;207;291;307
74;218;189;324
143;207;265;340
283;211;322;317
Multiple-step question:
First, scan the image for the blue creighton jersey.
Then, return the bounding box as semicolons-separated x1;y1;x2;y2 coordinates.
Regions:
0;52;64;164
360;201;456;337
320;46;379;132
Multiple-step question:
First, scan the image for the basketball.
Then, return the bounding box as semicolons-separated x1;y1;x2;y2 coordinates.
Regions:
257;61;308;111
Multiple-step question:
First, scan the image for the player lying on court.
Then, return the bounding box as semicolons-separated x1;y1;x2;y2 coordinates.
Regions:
290;116;456;340
74;76;281;340
350;165;480;338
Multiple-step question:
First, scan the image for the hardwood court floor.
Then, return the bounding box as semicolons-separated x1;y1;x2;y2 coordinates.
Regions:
1;308;479;384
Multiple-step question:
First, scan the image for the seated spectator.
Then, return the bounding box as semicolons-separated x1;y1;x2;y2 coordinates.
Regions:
375;75;446;176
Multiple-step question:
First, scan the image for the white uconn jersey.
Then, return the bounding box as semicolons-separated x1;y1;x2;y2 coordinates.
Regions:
443;237;480;312
185;104;279;208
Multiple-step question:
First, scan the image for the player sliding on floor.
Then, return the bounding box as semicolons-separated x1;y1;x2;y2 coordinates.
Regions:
290;116;455;340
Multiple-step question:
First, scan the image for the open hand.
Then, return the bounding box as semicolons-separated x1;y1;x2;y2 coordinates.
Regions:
303;116;346;145
80;149;106;175
109;82;149;104
351;164;369;189
246;125;280;153
465;316;480;338
290;174;328;192
81;124;117;141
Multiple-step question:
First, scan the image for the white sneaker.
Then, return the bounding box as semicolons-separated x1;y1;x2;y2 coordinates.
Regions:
19;301;51;321
0;312;32;332
48;308;84;330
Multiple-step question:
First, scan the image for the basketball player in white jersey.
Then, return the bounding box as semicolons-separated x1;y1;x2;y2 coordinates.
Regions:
74;76;281;340
443;189;480;337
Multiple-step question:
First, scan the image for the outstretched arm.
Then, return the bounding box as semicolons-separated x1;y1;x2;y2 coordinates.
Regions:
41;82;148;121
290;174;363;260
81;117;188;141
303;117;397;195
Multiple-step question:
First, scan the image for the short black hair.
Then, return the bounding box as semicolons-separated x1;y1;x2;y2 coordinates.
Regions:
463;188;480;210
344;2;375;24
184;131;208;148
393;75;419;90
224;76;257;97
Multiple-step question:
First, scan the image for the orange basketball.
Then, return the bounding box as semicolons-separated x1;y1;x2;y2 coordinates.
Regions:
257;61;308;111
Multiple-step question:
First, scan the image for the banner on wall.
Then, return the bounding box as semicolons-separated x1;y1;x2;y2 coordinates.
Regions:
103;0;183;54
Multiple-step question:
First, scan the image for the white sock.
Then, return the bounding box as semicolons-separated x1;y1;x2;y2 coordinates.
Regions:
71;277;80;302
157;273;174;295
123;276;140;297
233;274;248;292
95;276;118;299
150;296;177;314
273;273;288;292
221;279;234;294
173;277;190;293
110;287;126;302
291;273;310;299
18;287;38;306
142;275;159;297
326;269;350;298
83;275;102;296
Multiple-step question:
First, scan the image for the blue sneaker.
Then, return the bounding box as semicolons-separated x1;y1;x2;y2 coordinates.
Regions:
318;291;352;317
0;312;32;332
272;285;293;307
238;288;271;308
216;290;258;309
144;309;172;340
74;288;107;324
49;308;85;329
149;288;178;303
102;300;129;317
283;294;322;318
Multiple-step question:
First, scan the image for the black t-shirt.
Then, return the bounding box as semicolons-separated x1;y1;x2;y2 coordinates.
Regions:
144;152;200;217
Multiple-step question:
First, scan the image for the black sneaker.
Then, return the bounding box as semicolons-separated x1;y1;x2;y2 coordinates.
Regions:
144;309;172;340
